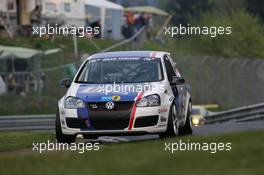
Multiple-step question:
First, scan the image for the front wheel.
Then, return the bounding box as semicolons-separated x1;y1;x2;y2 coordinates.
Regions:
159;104;179;138
178;102;193;136
55;111;76;144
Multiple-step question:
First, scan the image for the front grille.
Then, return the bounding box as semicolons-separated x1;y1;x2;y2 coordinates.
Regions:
66;118;87;129
134;115;159;128
89;118;130;130
88;101;133;111
88;101;134;130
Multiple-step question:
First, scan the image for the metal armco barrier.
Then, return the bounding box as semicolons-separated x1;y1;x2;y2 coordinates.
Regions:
205;102;264;124
1;102;264;131
0;114;55;131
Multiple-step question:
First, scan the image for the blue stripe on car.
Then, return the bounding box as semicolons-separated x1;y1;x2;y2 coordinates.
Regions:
75;84;138;130
76;85;94;130
76;84;138;102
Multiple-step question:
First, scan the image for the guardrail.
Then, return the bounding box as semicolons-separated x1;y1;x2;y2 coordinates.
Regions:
1;102;264;131
0;114;55;131
204;102;264;124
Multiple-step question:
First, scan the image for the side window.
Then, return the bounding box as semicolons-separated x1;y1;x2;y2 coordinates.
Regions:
164;56;176;81
173;65;182;78
168;55;183;78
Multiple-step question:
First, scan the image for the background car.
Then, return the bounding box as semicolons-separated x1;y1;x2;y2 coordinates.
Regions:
191;104;219;126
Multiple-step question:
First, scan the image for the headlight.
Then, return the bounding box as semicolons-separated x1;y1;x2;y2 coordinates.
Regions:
192;118;200;126
136;94;160;107
192;116;202;126
65;97;85;109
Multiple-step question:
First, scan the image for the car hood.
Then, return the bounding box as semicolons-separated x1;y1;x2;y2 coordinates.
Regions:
71;82;164;102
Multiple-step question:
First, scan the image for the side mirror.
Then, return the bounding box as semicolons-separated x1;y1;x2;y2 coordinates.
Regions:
170;76;185;85
60;78;72;88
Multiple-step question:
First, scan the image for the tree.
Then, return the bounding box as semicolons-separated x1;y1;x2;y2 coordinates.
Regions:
246;0;264;22
160;0;213;25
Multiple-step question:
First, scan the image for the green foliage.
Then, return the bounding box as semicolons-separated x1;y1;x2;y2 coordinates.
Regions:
188;10;264;58
160;0;214;24
158;0;264;58
213;0;246;12
246;0;264;22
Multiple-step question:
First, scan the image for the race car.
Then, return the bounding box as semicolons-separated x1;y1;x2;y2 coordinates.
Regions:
192;104;218;126
191;106;207;126
56;51;193;143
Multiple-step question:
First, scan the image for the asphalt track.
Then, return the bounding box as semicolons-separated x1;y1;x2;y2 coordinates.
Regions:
95;120;264;143
1;115;263;143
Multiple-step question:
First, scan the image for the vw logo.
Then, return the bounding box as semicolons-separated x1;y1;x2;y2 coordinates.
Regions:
105;101;115;110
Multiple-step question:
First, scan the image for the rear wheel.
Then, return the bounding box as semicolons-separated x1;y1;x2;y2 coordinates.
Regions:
178;102;193;135
159;104;179;138
55;111;76;144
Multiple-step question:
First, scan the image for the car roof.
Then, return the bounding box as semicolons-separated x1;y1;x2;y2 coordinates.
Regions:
89;51;170;60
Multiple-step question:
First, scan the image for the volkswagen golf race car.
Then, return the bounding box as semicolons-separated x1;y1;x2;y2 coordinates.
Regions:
56;51;193;143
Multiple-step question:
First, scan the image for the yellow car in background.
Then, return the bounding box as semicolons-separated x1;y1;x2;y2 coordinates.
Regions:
191;104;219;126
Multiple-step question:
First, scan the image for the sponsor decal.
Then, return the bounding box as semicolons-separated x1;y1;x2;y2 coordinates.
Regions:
89;104;98;109
169;96;174;102
101;96;121;102
112;95;121;101
93;57;141;62
101;96;112;101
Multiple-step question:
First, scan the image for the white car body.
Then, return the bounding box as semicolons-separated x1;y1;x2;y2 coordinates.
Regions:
57;51;191;138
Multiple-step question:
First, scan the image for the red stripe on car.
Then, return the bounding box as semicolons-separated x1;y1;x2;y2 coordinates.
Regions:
128;92;144;130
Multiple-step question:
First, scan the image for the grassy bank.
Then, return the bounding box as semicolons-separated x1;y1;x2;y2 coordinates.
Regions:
0;132;54;151
0;130;263;175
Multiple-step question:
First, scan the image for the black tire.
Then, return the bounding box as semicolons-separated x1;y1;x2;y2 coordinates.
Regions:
178;102;193;136
55;111;76;144
82;134;99;140
159;104;179;138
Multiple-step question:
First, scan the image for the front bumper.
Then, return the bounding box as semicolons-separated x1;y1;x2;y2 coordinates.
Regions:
59;105;169;135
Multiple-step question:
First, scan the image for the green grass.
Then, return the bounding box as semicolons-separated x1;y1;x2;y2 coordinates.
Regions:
0;130;263;175
0;132;54;151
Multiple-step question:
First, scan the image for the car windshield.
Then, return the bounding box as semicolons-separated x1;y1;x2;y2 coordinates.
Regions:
75;57;164;83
